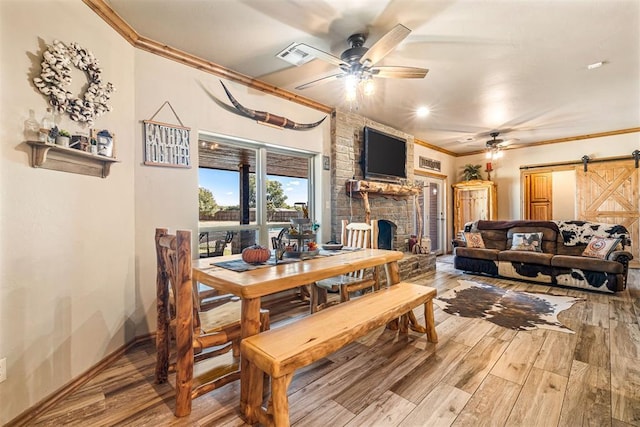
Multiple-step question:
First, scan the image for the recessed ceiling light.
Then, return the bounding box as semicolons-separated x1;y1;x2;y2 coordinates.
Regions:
416;106;430;117
587;61;605;70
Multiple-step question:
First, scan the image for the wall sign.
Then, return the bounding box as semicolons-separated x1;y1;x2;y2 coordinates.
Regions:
143;101;191;168
419;156;441;172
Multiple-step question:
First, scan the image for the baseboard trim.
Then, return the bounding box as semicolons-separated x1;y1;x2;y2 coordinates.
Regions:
7;333;155;427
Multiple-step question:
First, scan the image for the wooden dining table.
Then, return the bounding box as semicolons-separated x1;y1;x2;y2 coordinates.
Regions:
192;248;404;421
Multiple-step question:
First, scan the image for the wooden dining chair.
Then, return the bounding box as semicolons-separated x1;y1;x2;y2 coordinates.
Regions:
154;228;269;417
309;220;380;313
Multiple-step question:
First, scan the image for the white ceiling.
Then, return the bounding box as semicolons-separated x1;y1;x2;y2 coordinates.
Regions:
106;0;640;154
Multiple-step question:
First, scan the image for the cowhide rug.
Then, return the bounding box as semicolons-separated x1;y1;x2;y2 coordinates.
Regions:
434;280;583;333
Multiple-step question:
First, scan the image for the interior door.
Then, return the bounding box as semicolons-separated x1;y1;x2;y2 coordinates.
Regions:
422;177;446;254
576;160;639;263
524;172;553;220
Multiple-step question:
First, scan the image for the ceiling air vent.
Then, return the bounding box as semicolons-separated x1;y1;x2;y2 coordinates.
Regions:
276;43;315;66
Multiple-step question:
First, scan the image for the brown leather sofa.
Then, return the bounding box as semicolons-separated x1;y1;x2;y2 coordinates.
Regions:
452;220;633;293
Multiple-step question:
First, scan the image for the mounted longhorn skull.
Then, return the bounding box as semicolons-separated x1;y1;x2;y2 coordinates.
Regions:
219;81;326;130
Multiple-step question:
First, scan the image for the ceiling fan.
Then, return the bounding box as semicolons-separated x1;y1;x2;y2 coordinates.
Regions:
276;24;429;90
486;132;506;149
485;131;518;159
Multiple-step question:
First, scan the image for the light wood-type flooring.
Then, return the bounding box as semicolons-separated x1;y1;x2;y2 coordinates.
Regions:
31;258;640;426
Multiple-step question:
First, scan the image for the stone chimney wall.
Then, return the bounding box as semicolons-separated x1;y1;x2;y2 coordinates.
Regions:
330;110;416;249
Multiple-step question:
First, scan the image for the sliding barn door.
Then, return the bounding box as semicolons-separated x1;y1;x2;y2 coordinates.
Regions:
576;160;639;263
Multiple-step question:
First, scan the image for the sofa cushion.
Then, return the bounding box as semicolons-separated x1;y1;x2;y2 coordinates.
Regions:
510;232;543;252
454;247;500;261
463;232;485;248
551;255;623;274
498;250;554;266
581;236;621;259
479;230;507;250
555;243;587;256
506;226;557;253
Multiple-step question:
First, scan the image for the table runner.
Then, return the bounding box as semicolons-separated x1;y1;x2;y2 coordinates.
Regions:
212;248;361;273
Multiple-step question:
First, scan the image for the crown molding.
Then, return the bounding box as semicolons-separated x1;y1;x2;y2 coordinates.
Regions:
414;138;458;157
81;0;333;114
461;127;640;157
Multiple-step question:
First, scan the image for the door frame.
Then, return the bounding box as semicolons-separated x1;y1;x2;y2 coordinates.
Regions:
523;171;553;220
415;170;448;255
520;165;573;220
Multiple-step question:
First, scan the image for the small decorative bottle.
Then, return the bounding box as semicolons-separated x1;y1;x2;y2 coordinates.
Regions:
40;108;55;143
24;109;40;140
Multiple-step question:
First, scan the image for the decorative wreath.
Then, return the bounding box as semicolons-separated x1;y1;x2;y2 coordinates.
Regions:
33;40;115;126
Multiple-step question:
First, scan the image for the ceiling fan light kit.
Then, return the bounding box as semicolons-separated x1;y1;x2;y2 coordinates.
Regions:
485;132;505;160
485;149;504;160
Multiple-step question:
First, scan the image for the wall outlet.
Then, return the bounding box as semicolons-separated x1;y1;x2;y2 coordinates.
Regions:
0;357;6;383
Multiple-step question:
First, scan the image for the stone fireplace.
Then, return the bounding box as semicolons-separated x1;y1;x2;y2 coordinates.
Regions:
330;110;416;248
329;110;436;281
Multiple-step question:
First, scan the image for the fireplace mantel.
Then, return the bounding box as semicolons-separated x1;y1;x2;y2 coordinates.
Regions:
346;180;421;222
345;180;420;197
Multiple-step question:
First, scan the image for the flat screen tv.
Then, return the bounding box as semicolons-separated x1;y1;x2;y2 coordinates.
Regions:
362;126;407;182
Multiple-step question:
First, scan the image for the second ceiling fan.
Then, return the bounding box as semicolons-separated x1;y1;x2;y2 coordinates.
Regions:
277;24;429;90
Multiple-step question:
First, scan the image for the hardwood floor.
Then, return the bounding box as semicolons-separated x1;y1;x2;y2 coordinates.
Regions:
31;259;640;426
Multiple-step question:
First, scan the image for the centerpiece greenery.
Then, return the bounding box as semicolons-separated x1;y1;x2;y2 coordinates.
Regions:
462;164;483;181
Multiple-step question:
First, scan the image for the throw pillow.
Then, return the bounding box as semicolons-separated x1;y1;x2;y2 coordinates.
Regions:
582;236;621;259
510;232;543;252
463;232;485;248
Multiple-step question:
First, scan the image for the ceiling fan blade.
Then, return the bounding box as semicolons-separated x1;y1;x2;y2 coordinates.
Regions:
294;43;347;67
500;138;520;146
360;24;411;66
371;66;429;79
295;73;344;90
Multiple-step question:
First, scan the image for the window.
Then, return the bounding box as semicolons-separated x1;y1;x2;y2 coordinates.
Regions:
198;133;316;257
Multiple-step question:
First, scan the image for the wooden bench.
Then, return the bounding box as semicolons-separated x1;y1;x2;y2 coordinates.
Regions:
240;281;438;426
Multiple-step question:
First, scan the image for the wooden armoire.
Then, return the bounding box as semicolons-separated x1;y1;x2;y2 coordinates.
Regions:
452;180;497;236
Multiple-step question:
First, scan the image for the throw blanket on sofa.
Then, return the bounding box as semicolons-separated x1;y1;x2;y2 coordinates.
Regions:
553;220;628;246
474;220;559;231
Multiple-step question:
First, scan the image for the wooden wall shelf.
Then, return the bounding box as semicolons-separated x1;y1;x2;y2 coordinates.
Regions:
345;180;421;223
27;141;118;178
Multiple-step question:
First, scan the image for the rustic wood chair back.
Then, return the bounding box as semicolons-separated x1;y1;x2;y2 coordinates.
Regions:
155;228;267;417
341;220;378;279
212;230;235;257
310;220;379;312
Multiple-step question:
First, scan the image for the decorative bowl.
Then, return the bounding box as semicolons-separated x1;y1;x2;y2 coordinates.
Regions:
322;244;343;251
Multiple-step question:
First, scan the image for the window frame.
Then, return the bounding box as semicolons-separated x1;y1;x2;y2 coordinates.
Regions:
198;131;317;248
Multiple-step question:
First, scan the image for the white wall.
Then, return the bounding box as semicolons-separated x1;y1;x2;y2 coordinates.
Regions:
0;1;135;423
552;170;576;219
455;132;640;219
0;1;330;423
133;50;330;336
